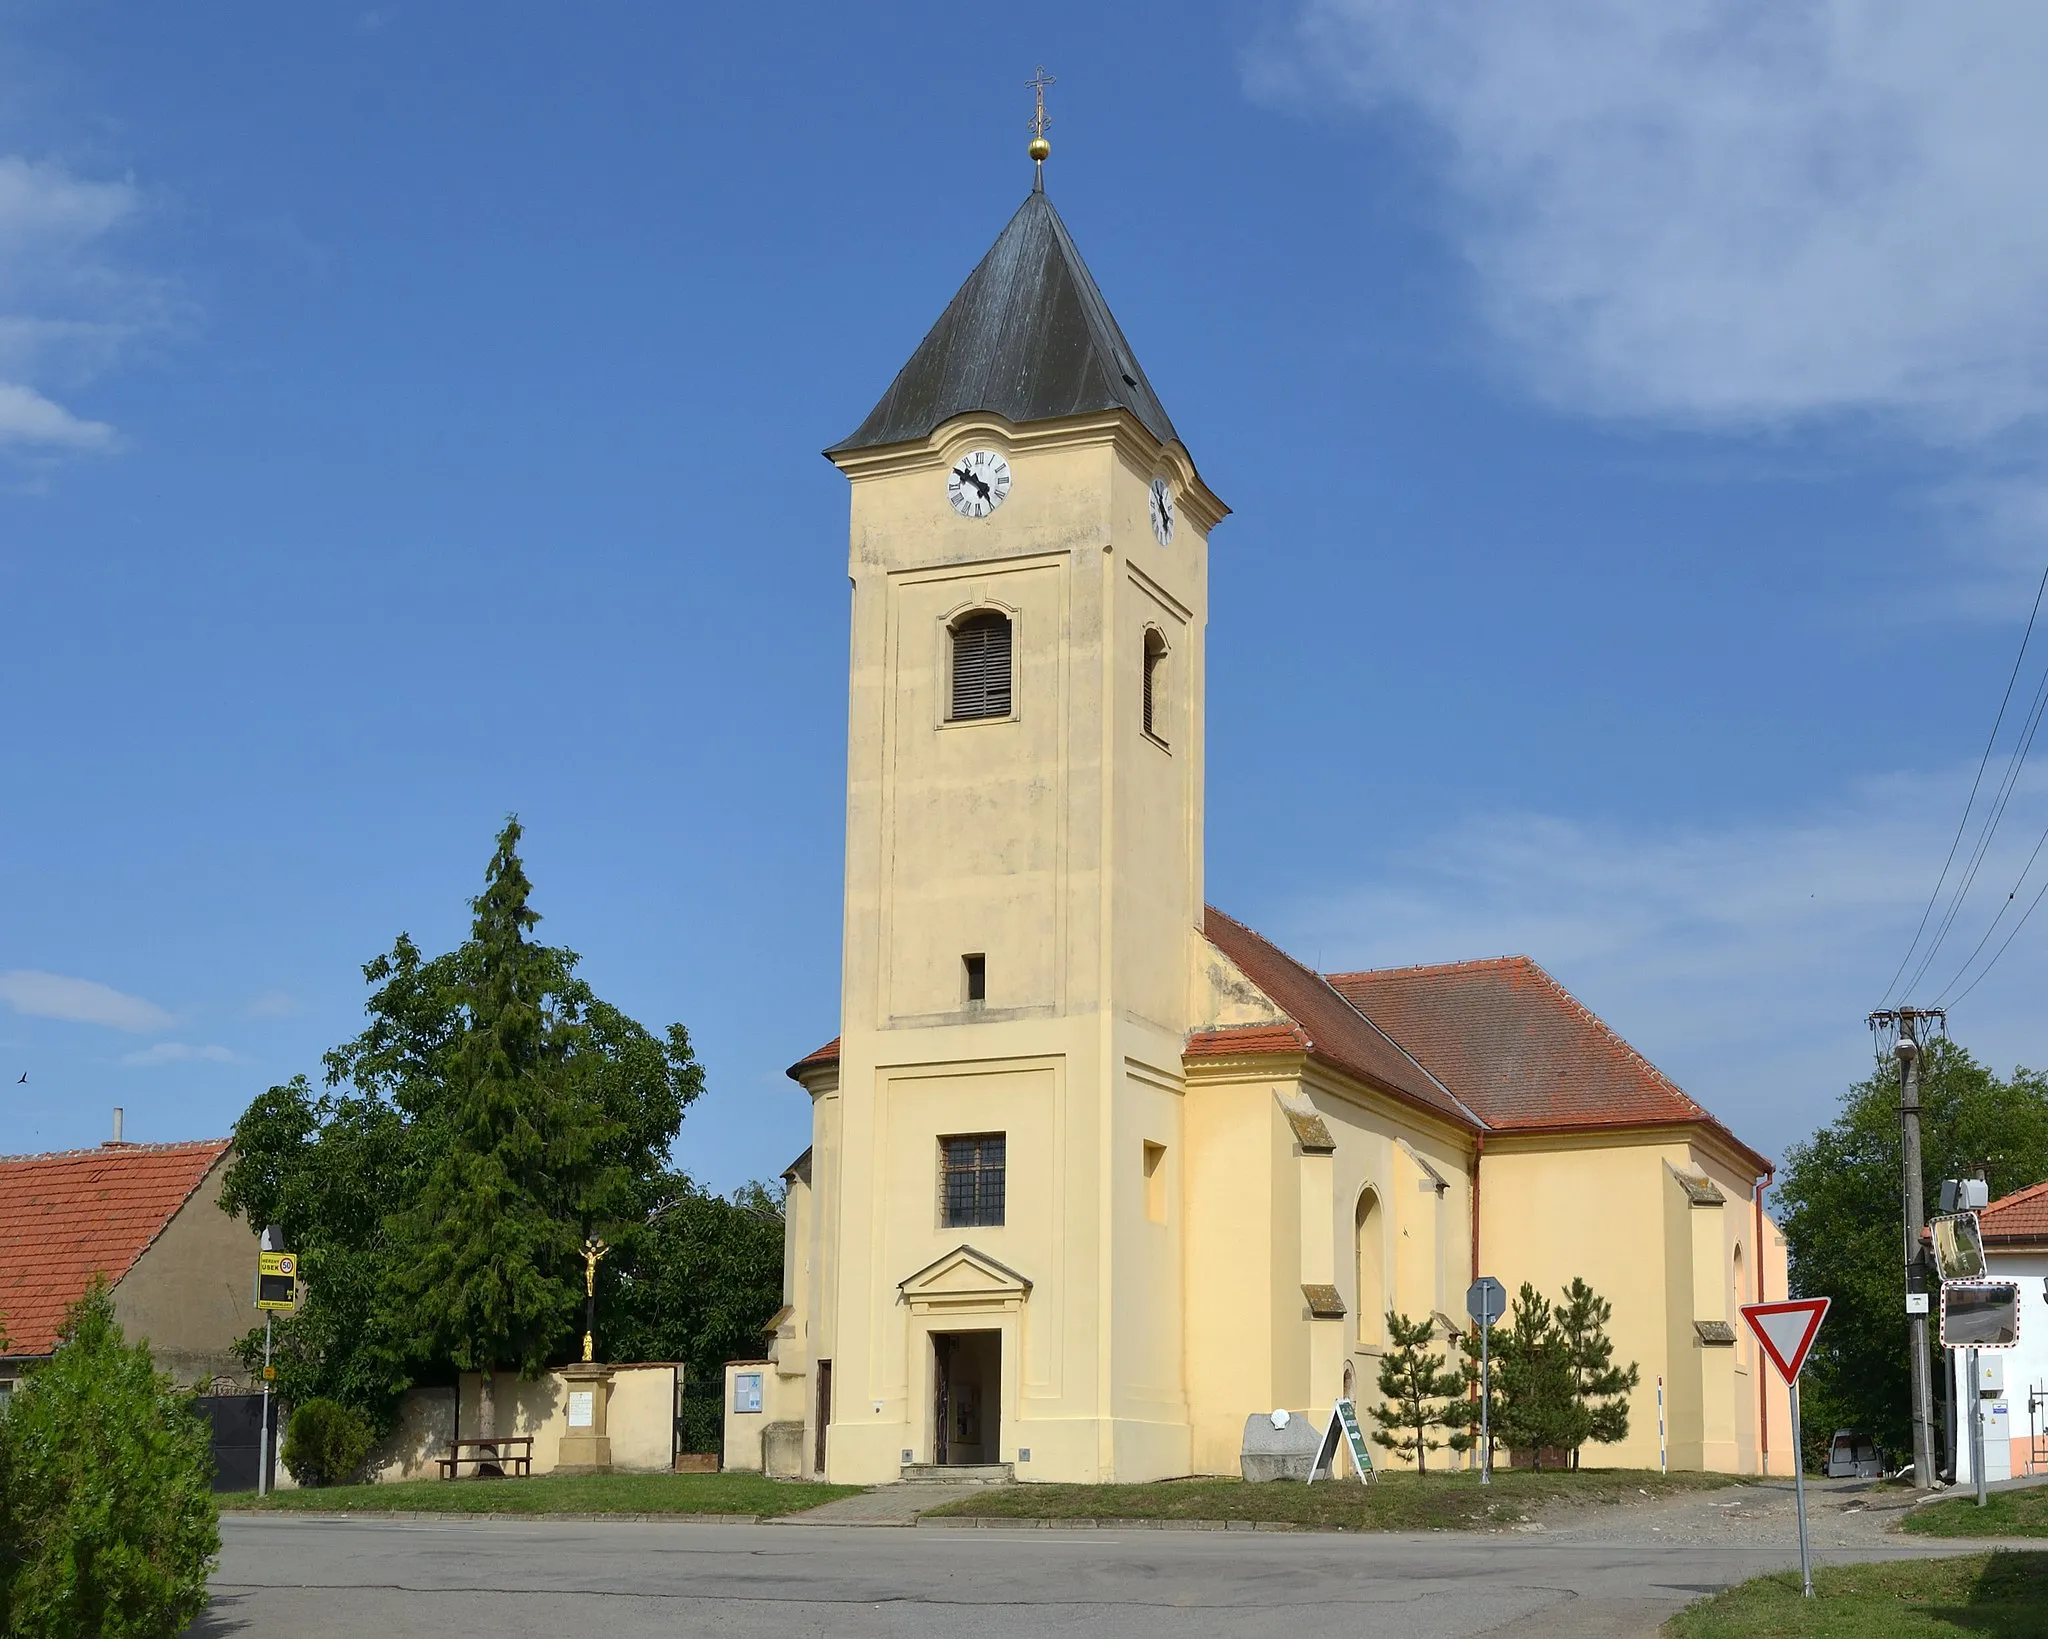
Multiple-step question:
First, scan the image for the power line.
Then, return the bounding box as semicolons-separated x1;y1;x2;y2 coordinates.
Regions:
1946;869;2048;1006
1883;559;2048;1003
1900;654;2048;999
1934;818;2048;1004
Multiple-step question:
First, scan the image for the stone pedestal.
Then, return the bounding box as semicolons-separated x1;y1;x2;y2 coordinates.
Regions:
555;1363;615;1474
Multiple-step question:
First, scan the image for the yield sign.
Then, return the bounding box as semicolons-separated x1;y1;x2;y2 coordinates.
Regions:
1741;1298;1830;1383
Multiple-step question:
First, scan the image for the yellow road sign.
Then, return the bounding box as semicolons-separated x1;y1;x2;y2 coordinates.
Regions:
256;1249;298;1312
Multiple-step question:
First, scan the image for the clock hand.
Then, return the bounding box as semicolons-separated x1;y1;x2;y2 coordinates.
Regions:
953;463;991;501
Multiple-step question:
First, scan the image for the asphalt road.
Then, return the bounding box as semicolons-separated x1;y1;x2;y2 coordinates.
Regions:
194;1510;2022;1639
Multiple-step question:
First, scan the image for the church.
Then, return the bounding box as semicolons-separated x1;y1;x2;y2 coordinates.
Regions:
723;142;1789;1486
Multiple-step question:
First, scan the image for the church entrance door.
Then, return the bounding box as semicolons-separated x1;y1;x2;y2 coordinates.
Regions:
931;1331;1001;1466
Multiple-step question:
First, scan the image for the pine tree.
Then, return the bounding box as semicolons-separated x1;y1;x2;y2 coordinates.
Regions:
382;818;595;1440
1484;1283;1583;1469
1368;1310;1472;1474
1555;1277;1639;1467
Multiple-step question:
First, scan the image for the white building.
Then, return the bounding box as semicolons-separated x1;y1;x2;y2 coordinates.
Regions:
1950;1179;2048;1484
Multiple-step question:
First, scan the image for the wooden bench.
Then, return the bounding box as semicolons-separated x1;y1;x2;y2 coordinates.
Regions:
436;1435;534;1479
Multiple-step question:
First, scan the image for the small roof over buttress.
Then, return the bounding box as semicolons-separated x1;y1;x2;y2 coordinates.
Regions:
828;191;1181;457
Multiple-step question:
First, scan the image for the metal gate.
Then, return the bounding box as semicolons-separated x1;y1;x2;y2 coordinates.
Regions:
195;1393;276;1493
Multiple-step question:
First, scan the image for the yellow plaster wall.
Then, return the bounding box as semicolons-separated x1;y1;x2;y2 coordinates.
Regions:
1481;1137;1683;1470
112;1155;263;1390
815;411;1222;1484
1182;1067;1283;1474
1478;1135;1779;1474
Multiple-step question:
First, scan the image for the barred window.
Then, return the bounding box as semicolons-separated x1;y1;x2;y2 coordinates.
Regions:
950;611;1013;721
939;1133;1006;1228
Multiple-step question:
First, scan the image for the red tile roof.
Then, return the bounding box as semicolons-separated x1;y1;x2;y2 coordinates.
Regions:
776;919;1764;1168
0;1139;233;1358
1199;909;1480;1129
787;1036;841;1081
1980;1178;2048;1247
1327;956;1767;1169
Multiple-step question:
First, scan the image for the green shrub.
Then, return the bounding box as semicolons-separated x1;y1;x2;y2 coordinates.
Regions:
281;1397;377;1487
0;1278;219;1639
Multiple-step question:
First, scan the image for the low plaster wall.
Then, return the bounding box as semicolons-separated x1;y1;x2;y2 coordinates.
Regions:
351;1365;679;1482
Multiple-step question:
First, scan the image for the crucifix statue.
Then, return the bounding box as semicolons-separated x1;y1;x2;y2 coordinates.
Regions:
1027;65;1055;190
581;1236;611;1364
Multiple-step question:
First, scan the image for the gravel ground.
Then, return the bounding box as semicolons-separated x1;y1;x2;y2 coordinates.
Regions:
1538;1474;1973;1551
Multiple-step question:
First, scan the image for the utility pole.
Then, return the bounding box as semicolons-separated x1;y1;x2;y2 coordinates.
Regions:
1871;1007;1943;1487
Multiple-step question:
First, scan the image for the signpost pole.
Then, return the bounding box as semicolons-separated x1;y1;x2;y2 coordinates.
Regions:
1658;1375;1667;1475
1479;1318;1491;1486
1742;1297;1831;1604
1790;1379;1812;1598
258;1312;272;1498
1970;1348;1987;1507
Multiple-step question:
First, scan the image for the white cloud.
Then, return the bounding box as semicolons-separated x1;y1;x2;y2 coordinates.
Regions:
0;379;112;448
119;1041;239;1067
1268;768;2048;1164
1259;2;2048;438
0;970;174;1032
245;990;300;1019
0;154;151;453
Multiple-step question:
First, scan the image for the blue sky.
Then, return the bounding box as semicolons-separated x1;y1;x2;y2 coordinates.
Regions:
6;2;2048;1191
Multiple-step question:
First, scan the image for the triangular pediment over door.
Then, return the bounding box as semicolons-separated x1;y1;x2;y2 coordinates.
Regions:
898;1245;1032;1315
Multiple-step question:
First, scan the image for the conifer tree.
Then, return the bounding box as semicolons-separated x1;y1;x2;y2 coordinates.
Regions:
381;818;593;1440
1482;1283;1582;1469
1368;1310;1471;1473
1555;1277;1638;1467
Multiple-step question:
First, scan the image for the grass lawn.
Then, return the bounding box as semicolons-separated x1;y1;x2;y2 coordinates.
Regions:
220;1470;862;1518
1903;1485;2048;1538
925;1467;1736;1531
1663;1552;2048;1637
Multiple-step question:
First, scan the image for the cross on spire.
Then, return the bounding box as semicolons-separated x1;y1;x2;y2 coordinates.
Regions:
1027;65;1055;190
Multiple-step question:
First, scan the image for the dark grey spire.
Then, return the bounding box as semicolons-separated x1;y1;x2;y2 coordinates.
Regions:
829;192;1181;456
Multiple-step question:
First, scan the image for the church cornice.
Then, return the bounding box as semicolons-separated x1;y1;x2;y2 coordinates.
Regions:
825;409;1228;533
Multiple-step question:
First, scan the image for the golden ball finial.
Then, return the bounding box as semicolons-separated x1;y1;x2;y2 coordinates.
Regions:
1029;136;1051;163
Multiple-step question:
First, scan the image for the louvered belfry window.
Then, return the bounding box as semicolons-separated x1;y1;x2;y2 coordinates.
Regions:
1143;628;1167;743
940;1134;1006;1228
950;611;1013;721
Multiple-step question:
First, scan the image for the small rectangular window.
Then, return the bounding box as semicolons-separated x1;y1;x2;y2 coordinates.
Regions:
940;1133;1006;1228
963;953;986;1006
1143;1141;1167;1223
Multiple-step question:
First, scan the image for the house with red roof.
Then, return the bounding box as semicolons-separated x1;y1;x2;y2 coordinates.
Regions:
1951;1179;2048;1483
0;1135;262;1402
721;168;1788;1488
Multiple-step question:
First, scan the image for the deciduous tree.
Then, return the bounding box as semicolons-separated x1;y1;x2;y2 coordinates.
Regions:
0;1281;218;1639
221;818;705;1432
1778;1040;2048;1463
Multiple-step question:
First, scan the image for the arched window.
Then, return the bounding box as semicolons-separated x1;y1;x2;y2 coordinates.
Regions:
1355;1188;1385;1347
1142;627;1168;743
950;611;1012;721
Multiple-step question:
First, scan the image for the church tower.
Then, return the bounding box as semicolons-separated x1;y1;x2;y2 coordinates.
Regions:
803;145;1228;1484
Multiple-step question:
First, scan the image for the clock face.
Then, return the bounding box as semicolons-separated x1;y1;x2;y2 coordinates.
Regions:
946;449;1012;519
1148;476;1175;546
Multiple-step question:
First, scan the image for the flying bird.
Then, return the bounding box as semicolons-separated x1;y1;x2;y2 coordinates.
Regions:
15;1072;23;1084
